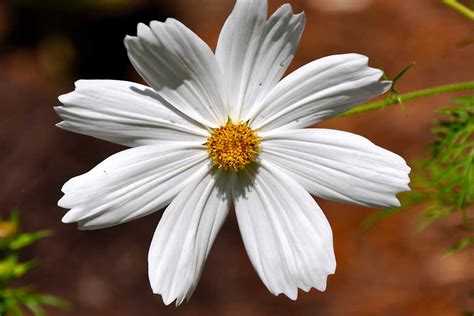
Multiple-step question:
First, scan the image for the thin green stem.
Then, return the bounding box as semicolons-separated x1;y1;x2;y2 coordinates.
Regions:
339;81;474;117
441;0;474;20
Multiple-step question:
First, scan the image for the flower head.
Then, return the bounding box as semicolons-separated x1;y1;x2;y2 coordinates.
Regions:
55;0;410;306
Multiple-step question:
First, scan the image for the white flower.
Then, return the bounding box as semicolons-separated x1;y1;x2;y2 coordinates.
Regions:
55;0;410;306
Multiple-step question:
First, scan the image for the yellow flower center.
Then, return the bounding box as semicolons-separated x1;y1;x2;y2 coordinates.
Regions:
206;121;260;172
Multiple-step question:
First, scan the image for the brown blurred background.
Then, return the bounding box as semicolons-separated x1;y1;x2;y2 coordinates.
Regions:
1;0;473;315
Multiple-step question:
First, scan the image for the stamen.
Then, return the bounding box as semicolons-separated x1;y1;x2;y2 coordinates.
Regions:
206;120;260;172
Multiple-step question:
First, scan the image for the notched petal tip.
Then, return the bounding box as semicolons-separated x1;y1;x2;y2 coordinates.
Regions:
77;221;105;231
163;17;178;25
284;289;298;301
149;287;182;307
393;199;402;208
57;92;73;104
73;79;90;89
328;258;337;275
54;122;75;135
341;53;369;63
123;34;135;46
57;191;71;207
275;274;333;301
278;3;293;13
55;121;68;131
277;3;305;20
149;20;162;28
61;209;78;224
296;10;306;21
280;3;306;23
317;277;329;292
388;176;411;208
162;294;176;306
53;106;66;123
137;22;149;34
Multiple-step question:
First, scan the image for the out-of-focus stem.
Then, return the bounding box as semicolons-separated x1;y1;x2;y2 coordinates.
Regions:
441;0;474;20
339;81;474;117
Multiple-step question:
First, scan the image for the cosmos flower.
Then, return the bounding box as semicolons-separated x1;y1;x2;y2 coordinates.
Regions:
55;0;410;306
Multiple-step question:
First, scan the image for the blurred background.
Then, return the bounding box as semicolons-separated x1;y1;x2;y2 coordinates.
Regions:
0;0;473;315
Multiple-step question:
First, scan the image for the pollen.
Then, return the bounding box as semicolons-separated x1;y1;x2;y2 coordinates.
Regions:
206;120;260;172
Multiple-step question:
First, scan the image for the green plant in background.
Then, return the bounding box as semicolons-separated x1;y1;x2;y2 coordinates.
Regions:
0;212;69;316
348;0;474;257
419;97;473;235
359;95;474;253
442;0;474;20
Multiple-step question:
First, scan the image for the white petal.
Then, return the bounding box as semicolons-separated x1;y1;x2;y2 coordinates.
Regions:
260;129;411;208
56;80;210;147
59;143;210;230
232;163;336;299
124;19;226;127
216;0;305;121
250;54;392;131
148;170;231;306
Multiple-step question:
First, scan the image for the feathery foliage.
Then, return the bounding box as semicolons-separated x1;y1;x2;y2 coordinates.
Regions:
0;212;69;316
363;95;474;254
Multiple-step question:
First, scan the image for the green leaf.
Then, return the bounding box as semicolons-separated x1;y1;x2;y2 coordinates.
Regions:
10;210;20;227
5;297;24;316
452;95;474;106
9;231;51;250
0;255;19;282
444;237;474;256
385;62;416;110
0;211;70;315
392;62;416;86
23;301;45;316
13;260;39;278
33;295;70;310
